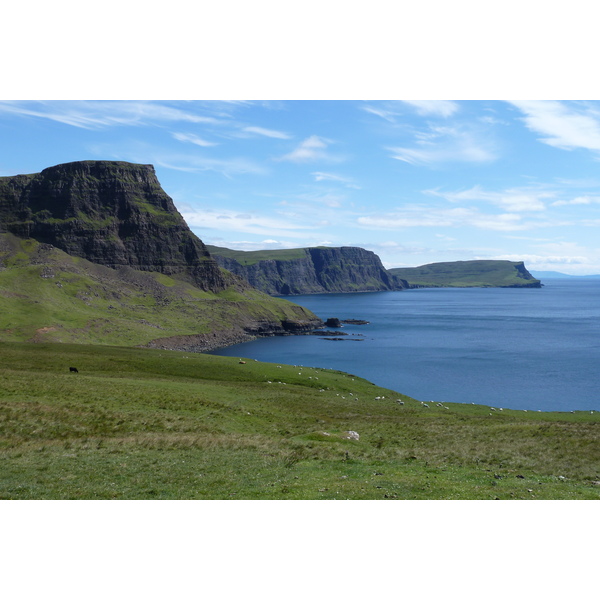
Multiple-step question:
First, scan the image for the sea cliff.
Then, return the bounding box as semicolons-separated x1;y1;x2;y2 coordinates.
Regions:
0;160;228;291
207;245;409;295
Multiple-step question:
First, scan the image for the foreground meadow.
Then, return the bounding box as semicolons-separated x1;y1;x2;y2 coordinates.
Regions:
0;342;598;500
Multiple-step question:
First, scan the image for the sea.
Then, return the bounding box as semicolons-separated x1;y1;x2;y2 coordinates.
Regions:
210;279;600;412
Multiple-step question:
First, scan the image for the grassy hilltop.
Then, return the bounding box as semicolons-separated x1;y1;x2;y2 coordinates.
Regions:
389;260;541;288
0;342;598;500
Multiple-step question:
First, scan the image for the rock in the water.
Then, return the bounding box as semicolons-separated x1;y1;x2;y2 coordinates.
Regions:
325;317;342;328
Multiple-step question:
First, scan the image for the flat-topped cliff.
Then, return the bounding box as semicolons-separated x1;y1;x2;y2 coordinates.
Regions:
0;161;228;291
207;245;409;295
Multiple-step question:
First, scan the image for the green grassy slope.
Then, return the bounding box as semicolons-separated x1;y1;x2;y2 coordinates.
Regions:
0;342;597;499
389;260;541;287
0;234;319;347
206;245;311;266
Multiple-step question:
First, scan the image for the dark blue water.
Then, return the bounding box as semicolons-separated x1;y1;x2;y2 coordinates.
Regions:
210;279;600;412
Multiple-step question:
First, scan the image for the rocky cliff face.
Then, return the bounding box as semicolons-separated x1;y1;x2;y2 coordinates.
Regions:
208;245;409;295
0;161;229;291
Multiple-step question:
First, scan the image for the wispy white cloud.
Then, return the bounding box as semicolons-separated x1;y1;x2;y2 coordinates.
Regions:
494;241;597;271
298;192;345;208
551;195;600;206
361;105;398;122
277;135;340;163
428;185;551;212
509;100;600;151
182;207;319;237
172;132;218;147
242;126;291;139
0;100;221;130
154;154;268;178
357;206;531;232
493;253;592;267
361;100;459;122
401;100;460;117
389;125;497;166
311;172;360;189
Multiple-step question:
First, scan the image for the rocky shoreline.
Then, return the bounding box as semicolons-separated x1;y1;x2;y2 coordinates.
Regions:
142;315;369;353
143;319;323;353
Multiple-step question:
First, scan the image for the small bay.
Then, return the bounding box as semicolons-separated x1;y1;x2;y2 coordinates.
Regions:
210;279;600;412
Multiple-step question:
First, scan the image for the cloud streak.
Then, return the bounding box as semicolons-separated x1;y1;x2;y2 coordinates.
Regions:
509;100;600;151
242;126;291;139
154;154;268;177
388;125;497;166
312;171;360;189
0;100;222;130
357;206;531;232
401;100;460;117
172;132;218;147
361;100;460;123
551;195;600;206
277;135;340;163
182;207;319;237
428;185;552;212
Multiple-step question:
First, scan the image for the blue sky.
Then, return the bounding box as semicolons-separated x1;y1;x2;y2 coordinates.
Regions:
3;99;600;274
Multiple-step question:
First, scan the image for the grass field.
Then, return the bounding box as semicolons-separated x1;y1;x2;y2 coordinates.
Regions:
1;341;598;500
206;245;312;266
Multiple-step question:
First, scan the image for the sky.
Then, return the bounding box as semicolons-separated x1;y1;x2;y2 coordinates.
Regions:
3;0;597;586
2;99;600;274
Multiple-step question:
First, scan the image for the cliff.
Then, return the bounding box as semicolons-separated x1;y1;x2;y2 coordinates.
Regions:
207;245;409;295
0;161;229;292
388;260;542;288
0;162;323;347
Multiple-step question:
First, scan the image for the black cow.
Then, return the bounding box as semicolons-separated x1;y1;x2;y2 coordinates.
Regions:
69;367;79;373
